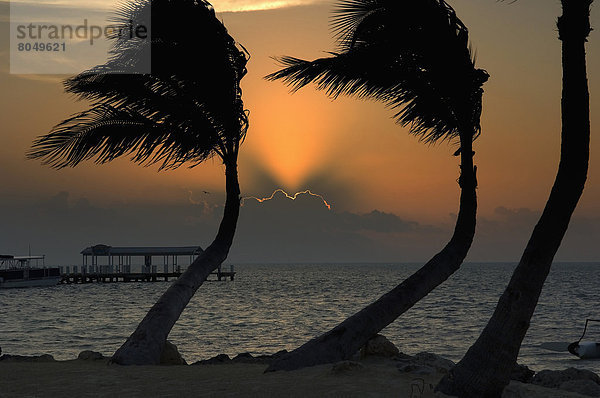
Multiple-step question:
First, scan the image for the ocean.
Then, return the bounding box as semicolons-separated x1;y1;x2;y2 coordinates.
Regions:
1;263;600;373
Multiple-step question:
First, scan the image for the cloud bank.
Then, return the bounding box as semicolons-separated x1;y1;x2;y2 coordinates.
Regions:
0;191;598;266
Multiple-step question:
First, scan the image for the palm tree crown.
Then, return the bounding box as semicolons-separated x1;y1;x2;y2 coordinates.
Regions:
28;0;249;170
265;0;487;372
26;0;250;365
267;0;488;145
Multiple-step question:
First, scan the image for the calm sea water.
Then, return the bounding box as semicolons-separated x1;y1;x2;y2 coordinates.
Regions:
1;263;600;373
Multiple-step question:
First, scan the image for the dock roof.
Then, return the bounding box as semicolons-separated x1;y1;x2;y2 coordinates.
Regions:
81;245;203;256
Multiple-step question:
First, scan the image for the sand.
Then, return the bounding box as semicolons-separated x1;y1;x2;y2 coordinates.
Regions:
0;357;440;398
0;356;592;397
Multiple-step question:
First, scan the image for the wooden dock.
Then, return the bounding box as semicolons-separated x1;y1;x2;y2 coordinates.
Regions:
59;269;235;284
66;245;238;285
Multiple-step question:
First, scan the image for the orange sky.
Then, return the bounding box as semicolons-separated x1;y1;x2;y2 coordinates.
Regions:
0;0;599;262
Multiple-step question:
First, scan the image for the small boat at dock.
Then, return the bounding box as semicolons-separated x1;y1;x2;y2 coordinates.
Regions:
0;254;60;288
568;319;600;359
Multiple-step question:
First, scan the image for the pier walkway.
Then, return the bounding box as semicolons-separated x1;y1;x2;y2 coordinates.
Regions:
59;266;235;284
59;244;236;284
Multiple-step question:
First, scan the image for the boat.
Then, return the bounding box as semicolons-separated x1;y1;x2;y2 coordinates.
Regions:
0;254;60;288
568;319;600;359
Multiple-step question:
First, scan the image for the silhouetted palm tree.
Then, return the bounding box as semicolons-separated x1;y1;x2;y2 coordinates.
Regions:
28;0;249;365
437;1;592;395
265;0;488;371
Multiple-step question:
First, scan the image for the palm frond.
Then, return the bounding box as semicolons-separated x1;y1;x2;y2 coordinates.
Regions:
267;50;461;143
331;0;383;49
32;0;250;170
268;0;488;144
28;104;221;169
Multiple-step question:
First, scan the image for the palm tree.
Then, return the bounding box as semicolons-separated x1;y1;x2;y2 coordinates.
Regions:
27;0;249;365
436;1;593;395
265;0;488;371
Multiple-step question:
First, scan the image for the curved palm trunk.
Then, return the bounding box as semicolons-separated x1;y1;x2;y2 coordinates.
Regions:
266;132;477;372
111;158;241;365
436;2;591;396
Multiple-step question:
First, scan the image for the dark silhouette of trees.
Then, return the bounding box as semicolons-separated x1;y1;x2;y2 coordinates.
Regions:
436;1;593;395
28;0;249;365
265;0;488;371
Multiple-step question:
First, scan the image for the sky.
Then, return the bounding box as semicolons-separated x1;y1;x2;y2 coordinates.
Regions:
0;0;599;265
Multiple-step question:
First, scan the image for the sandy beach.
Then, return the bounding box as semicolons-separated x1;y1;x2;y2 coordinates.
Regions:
1;351;595;398
0;357;440;398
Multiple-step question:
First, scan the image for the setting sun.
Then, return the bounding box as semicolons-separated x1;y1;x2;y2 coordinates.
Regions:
245;91;340;190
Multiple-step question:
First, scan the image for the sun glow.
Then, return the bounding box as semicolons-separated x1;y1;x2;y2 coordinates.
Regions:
212;0;320;12
242;189;332;210
11;0;319;12
245;92;341;190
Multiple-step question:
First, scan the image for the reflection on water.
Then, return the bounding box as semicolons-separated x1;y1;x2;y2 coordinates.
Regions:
1;263;600;372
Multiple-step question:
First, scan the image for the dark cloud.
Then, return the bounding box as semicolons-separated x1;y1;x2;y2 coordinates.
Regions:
0;190;446;265
301;171;360;211
230;190;453;263
337;210;420;234
0;192;219;264
468;206;599;262
1;194;598;265
238;156;282;197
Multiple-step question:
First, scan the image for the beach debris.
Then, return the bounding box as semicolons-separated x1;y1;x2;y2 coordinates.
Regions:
532;367;600;397
271;350;289;361
511;363;535;383
193;350;289;366
232;352;255;363
396;352;455;375
159;341;187;365
233;350;289;364
330;360;365;374
193;354;232;365
360;334;400;358
77;350;105;361
532;367;600;388
0;353;55;362
559;379;600;397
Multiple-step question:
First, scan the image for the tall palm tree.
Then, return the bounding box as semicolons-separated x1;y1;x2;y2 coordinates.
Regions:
265;0;488;371
27;0;249;365
437;1;593;395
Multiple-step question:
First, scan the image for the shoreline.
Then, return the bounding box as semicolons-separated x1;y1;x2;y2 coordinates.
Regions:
1;349;597;397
